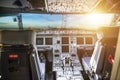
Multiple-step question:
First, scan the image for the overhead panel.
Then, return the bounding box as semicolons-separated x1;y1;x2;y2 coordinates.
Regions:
46;0;99;13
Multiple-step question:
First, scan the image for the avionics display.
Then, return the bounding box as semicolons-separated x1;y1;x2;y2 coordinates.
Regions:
77;37;84;44
45;38;53;45
85;37;93;44
36;38;43;45
62;37;69;44
62;46;69;53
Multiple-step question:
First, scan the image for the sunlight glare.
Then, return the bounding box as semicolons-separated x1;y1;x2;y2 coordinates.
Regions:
85;13;113;29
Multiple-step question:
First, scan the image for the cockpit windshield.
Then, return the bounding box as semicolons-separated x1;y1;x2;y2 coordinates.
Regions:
0;13;115;30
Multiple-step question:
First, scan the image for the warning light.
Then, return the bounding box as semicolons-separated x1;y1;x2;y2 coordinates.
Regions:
108;54;114;64
9;54;19;59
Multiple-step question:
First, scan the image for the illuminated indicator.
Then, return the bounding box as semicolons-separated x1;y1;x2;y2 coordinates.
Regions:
108;54;114;64
9;54;19;58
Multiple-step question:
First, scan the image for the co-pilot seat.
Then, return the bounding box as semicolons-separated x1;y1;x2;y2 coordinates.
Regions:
82;33;105;77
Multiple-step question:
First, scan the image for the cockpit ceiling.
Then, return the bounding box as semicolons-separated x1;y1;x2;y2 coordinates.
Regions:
0;0;120;14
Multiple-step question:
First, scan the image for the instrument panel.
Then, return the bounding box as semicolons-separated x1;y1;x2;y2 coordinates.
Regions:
35;29;96;51
35;29;96;80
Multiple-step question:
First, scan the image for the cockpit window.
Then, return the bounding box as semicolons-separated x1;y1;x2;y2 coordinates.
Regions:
0;13;114;29
0;16;18;29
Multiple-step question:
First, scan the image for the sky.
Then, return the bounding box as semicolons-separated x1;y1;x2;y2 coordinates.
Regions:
0;13;114;29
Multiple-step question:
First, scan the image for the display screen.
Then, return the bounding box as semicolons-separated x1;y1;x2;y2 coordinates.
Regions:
45;38;53;45
54;54;59;57
62;46;69;53
77;37;84;44
36;38;43;45
85;37;93;44
62;37;69;44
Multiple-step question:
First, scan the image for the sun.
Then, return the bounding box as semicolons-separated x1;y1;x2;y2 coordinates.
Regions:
87;14;106;25
85;13;113;29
